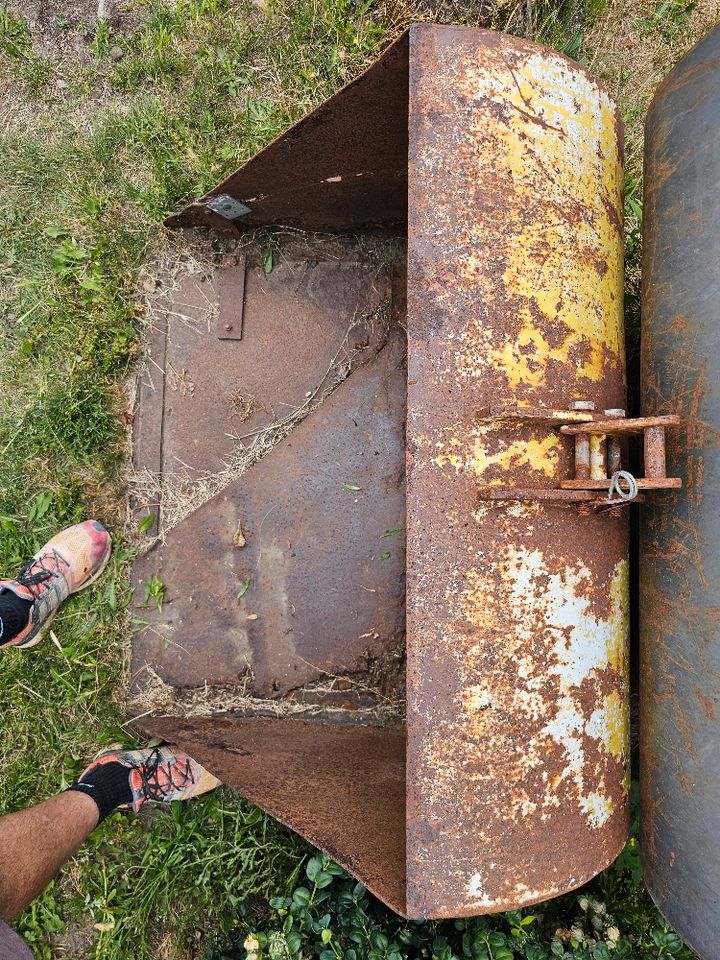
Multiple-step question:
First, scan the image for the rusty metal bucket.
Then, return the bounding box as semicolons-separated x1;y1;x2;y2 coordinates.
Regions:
133;25;634;919
640;23;720;960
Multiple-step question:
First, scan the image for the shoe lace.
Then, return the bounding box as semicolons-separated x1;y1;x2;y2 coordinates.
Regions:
16;549;70;590
139;747;196;802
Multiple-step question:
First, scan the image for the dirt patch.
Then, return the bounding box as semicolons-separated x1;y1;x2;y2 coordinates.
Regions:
51;915;96;958
7;0;145;67
346;638;407;703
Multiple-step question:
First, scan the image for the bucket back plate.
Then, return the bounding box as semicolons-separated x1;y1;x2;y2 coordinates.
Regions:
641;24;720;960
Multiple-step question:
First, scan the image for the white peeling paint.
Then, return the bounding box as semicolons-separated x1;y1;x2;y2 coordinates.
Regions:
467;873;496;907
580;791;613;828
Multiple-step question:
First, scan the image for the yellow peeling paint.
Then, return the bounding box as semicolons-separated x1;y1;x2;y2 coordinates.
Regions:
436;429;561;479
607;560;629;674
471;433;561;478
436;452;463;470
498;213;622;386
603;690;629;763
462;51;624;393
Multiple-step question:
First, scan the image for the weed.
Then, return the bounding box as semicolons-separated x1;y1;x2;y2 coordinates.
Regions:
71;794;305;960
217;838;695;960
0;6;51;88
143;574;166;609
93;19;112;60
640;0;698;42
0;5;31;57
138;514;155;535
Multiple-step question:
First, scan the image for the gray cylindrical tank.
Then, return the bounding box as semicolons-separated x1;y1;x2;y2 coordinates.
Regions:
641;24;720;960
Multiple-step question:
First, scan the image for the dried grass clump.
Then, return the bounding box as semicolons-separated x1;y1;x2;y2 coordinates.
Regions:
127;665;405;727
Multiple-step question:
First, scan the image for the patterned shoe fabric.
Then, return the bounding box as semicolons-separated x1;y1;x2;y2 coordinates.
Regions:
0;520;112;649
83;746;221;813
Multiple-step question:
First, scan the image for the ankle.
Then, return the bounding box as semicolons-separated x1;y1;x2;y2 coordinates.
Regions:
68;761;133;822
0;590;33;647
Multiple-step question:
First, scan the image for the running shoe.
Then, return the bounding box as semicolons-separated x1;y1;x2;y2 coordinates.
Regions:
0;520;112;648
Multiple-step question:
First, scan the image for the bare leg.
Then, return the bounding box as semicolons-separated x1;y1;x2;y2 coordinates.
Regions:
0;792;99;921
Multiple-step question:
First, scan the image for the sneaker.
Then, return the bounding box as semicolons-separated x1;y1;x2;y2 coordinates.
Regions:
0;520;112;649
79;745;221;812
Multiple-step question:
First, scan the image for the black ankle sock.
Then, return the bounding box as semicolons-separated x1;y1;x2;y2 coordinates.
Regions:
0;590;32;646
69;761;134;822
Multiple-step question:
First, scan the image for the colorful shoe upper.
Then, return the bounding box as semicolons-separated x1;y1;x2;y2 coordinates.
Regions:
0;520;112;648
80;746;222;813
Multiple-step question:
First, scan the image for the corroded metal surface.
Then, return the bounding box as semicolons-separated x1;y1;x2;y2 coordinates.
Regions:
149;23;633;921
166;33;409;232
560;415;680;434
644;426;666;479
142;715;407;914
134;253;391;482
217;257;246;340
405;25;629;918
640;23;720;960
133;329;406;696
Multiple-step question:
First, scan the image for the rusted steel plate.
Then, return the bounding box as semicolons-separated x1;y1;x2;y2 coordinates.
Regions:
476;488;599;502
142;715;407;915
640;24;720;960
135;255;390;482
405;25;629;918
217;256;246;340
132;305;167;537
477;406;597;424
132;330;406;696
165;33;409;232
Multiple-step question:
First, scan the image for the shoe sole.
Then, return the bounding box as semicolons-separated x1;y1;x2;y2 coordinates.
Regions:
13;537;113;650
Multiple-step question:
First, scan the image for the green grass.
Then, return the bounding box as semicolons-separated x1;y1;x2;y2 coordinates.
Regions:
0;0;717;956
0;5;50;86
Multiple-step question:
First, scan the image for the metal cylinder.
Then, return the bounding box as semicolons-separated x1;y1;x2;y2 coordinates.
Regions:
604;410;624;475
406;27;629;917
643;425;666;479
589;433;607;480
575;433;591;480
640;23;720;960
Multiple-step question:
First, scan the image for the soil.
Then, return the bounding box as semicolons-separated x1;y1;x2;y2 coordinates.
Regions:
8;0;145;67
51;917;96;958
349;637;407;705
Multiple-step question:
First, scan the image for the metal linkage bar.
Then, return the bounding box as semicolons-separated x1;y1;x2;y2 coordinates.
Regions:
560;415;680;490
475;407;682;508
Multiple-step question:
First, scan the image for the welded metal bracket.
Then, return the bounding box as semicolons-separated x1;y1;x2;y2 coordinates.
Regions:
205;193;253;219
476;404;682;512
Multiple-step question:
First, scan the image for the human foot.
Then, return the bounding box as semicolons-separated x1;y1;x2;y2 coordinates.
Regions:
0;520;112;648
